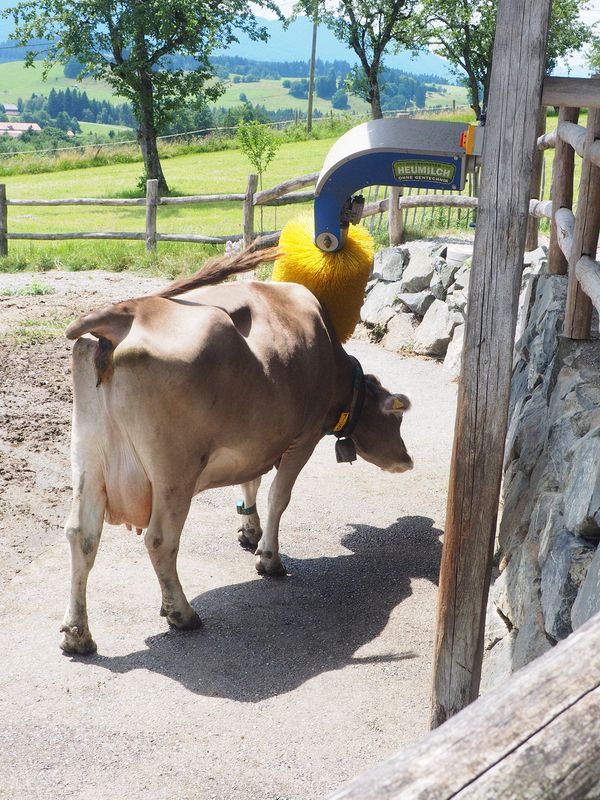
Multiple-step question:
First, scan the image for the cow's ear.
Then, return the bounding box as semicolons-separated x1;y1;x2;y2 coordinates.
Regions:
381;394;411;414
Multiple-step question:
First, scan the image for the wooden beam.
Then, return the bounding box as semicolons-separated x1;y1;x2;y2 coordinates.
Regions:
243;173;258;249
0;184;7;257
556;121;587;157
554;207;576;261
543;75;600;109
564;107;600;339
388;186;403;246
430;0;552;729
329;614;600;799
526;107;547;250
548;108;579;275
575;255;600;326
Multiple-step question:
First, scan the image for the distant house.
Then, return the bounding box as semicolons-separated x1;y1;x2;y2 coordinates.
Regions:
3;104;19;117
0;122;42;138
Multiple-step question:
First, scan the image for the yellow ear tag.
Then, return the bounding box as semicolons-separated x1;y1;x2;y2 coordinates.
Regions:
392;397;405;411
332;411;350;433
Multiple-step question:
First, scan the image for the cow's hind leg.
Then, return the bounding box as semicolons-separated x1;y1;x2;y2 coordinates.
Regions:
256;442;316;577
237;477;263;552
145;493;201;630
60;476;105;655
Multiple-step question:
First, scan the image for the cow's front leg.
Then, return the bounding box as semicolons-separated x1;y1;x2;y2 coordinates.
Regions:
237;477;262;551
145;493;201;630
60;475;105;655
256;442;316;576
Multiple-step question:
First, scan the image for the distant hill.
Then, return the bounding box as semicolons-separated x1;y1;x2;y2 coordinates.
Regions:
215;17;454;79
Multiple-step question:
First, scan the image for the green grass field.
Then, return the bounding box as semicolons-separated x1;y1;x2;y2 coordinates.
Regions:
0;61;118;104
0;58;470;117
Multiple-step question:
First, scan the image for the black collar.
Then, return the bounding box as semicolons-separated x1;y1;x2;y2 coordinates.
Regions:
329;356;366;439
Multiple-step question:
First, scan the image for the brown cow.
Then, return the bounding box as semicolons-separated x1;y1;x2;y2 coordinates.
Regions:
60;247;413;655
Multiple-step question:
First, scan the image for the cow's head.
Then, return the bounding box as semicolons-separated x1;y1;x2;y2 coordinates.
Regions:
351;375;413;473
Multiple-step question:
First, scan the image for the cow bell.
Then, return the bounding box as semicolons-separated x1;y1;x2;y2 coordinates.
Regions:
335;437;357;463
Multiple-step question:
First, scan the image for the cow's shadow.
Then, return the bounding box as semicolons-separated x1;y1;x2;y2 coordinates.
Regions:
90;516;442;702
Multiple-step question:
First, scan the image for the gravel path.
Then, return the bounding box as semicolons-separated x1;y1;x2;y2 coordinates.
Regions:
0;270;457;799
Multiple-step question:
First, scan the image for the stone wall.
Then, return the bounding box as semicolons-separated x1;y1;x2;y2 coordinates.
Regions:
362;240;600;690
482;262;600;689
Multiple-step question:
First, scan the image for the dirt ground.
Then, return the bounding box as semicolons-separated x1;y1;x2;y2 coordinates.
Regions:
0;270;457;800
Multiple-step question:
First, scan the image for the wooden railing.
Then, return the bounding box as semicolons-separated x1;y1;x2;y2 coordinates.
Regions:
532;102;600;339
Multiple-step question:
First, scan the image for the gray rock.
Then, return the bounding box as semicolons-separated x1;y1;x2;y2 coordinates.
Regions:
360;280;403;324
446;288;467;314
494;536;541;630
381;313;416;354
452;262;471;291
443;323;464;378
541;532;595;640
413;299;460;357
440;261;460;290
523;245;548;267
572;543;600;629
372;246;410;282
512;605;553;670
396;291;435;317
400;249;436;293
563;429;600;537
446;244;473;270
429;271;446;300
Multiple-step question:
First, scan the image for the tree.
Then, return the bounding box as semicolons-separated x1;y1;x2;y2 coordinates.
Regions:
331;88;349;110
587;37;600;74
237;120;281;231
4;0;278;192
321;0;418;119
416;0;592;120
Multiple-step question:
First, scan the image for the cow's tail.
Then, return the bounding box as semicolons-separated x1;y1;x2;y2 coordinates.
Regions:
65;303;136;346
156;241;279;299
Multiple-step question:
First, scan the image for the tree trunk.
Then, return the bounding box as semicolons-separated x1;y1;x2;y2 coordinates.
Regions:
137;74;169;194
368;71;383;119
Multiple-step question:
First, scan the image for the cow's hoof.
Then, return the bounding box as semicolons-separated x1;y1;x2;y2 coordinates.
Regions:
166;609;202;630
60;624;97;655
238;524;261;552
255;553;286;577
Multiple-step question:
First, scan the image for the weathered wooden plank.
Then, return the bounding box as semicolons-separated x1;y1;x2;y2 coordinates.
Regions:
549;107;580;275
0;184;7;256
564;107;600;339
398;195;478;210
156;233;241;244
528;198;553;219
526;107;547;250
430;0;552;729
7;197;146;206
543;75;600;109
388;186;403;245
556;121;587;157
253;171;319;205
257;190;314;207
159;193;246;204
329;614;600;800
243;173;258;248
7;232;145;240
145;179;158;253
575;255;600;326
554;207;576;261
537;130;557;150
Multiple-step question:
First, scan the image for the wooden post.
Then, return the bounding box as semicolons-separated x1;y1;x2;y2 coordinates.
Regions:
430;0;552;728
564;105;600;339
388;186;403;245
145;179;158;253
548;107;580;275
525;106;547;251
0;184;7;256
243;173;258;248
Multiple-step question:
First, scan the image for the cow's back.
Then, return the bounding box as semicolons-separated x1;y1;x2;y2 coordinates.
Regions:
69;280;340;527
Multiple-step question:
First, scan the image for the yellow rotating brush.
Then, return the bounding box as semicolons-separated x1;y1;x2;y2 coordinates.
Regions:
272;216;374;343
